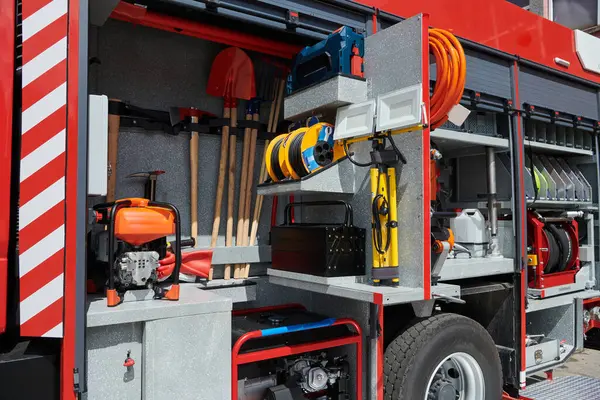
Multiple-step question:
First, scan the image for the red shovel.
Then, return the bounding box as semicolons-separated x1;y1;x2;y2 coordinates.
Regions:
207;47;255;280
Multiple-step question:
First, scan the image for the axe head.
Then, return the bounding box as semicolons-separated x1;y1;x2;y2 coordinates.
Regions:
169;107;216;126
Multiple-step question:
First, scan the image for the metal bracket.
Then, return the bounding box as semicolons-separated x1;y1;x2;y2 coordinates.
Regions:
73;368;81;393
286;10;299;29
411;300;435;317
205;0;220;12
431;241;451;279
433;293;466;304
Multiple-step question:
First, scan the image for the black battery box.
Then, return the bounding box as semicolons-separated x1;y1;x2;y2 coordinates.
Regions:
270;201;366;277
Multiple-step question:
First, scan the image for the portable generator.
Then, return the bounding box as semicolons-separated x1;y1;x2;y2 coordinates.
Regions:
92;198;183;306
232;304;363;400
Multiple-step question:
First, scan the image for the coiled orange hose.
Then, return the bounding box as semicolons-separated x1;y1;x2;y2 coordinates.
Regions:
429;28;466;130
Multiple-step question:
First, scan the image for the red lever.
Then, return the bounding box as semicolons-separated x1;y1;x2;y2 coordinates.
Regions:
123;350;135;367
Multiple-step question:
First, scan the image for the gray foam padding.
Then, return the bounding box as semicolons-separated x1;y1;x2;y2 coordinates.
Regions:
91;20;277;248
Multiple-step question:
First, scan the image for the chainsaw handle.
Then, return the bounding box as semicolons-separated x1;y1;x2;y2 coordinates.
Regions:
283;200;353;227
149;201;182;288
107;200;133;298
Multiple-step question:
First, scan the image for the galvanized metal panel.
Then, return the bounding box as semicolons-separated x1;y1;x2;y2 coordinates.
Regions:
521;376;600;399
519;66;599;119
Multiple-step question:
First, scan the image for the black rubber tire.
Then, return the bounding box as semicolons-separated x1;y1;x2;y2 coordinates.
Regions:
547;224;572;272
544;227;559;274
384;313;502;400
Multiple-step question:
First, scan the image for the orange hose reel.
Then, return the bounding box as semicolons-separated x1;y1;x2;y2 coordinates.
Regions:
429;28;466;130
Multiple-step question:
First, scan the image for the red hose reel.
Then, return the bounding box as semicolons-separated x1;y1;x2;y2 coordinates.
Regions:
527;212;580;289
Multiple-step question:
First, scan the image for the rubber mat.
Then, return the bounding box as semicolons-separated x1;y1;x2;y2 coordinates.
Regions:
521;375;600;399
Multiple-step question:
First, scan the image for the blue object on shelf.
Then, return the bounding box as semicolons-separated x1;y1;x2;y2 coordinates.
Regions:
289;26;365;94
260;318;337;337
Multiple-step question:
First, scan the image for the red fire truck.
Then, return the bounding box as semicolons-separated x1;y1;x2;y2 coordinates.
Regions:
3;0;600;399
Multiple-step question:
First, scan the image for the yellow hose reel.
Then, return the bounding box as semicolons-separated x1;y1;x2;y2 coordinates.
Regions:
265;123;344;182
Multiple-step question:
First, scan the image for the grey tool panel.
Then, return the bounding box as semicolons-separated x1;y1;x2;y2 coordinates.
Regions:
519;66;599;119
521;376;600;399
93;19;275;248
365;15;423;99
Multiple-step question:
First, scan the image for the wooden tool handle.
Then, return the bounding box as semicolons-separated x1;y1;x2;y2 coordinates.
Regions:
243;113;260;244
210;106;231;249
234;113;252;273
190;116;199;241
107;100;121;202
236;113;252;246
267;82;278;133
249;141;269;247
226;106;238;280
272;79;286;133
241;113;260;278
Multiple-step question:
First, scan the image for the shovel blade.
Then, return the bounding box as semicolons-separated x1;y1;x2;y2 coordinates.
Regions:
207;47;256;100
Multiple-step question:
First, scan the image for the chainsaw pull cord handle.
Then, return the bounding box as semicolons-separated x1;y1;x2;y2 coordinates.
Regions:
283;200;353;227
107;200;132;294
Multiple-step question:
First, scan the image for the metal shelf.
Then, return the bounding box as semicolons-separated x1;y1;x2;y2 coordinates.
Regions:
448;200;596;211
256;158;356;196
267;268;460;305
284;75;367;121
431;129;509;156
526;289;600;313
438;257;514;281
525;140;593;156
526;199;596;209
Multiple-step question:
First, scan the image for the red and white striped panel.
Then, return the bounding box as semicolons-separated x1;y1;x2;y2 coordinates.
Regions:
19;0;67;338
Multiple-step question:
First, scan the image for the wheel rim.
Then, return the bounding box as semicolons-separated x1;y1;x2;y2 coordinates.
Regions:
424;352;485;400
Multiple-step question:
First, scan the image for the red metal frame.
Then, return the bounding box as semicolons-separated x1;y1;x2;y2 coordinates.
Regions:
512;61;528;387
63;0;80;397
110;1;301;59
231;311;363;400
0;0;15;335
527;212;580;290
359;0;600;85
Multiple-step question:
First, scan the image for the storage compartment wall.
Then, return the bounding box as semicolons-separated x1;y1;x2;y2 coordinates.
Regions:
86;288;232;400
89;20;274;251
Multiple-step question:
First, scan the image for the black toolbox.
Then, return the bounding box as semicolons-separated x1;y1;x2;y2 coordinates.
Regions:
270;201;366;277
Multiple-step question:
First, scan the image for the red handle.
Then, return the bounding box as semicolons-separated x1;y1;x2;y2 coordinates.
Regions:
123;358;135;368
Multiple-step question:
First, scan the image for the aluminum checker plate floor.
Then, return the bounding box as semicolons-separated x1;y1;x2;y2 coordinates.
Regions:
521;375;600;399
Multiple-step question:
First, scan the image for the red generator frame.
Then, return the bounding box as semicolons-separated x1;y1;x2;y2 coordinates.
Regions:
527;212;580;289
231;304;363;400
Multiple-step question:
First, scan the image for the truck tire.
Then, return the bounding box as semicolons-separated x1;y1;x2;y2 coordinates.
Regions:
384;313;502;400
